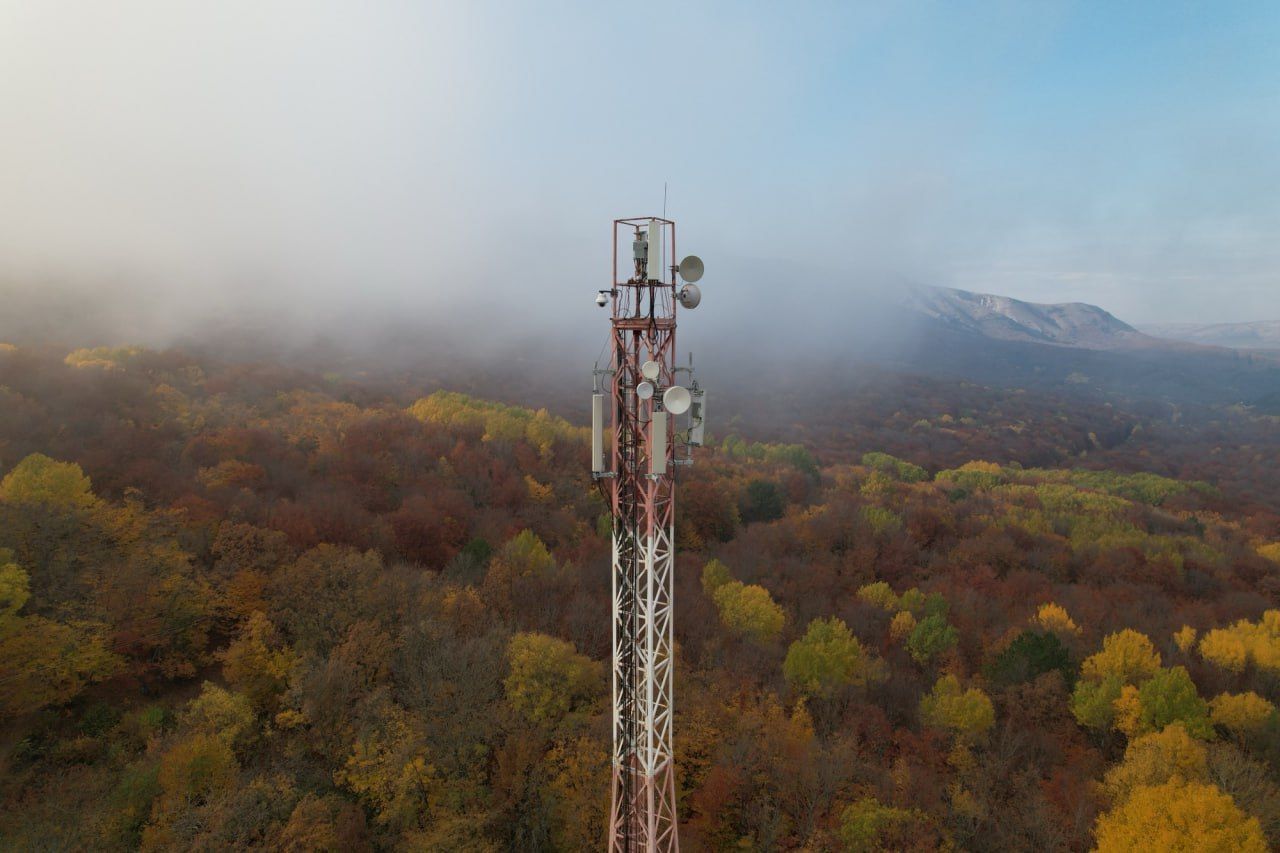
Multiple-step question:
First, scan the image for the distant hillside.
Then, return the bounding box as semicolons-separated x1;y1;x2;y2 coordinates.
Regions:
1140;320;1280;351
904;286;1160;350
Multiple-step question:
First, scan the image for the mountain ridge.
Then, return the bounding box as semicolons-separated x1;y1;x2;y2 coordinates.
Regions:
1139;320;1280;351
905;285;1164;350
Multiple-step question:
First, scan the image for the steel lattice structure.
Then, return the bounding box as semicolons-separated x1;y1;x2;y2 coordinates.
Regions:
595;217;687;852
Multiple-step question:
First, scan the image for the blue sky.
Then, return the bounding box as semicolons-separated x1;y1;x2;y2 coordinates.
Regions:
1;1;1276;332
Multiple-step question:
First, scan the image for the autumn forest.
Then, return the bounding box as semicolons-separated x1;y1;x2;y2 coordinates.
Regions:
1;341;1279;851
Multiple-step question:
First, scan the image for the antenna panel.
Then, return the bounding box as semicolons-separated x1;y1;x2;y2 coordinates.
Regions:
651;412;667;474
592;393;605;473
689;388;706;446
647;219;664;281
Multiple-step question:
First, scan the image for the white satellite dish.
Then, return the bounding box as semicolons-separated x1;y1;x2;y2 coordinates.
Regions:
636;381;655;400
663;385;691;415
678;255;704;283
641;360;661;381
678;284;701;309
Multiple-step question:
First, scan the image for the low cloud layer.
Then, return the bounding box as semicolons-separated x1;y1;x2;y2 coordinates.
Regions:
1;1;1276;354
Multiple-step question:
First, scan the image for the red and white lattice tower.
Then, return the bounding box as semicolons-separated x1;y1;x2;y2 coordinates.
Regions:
592;218;705;853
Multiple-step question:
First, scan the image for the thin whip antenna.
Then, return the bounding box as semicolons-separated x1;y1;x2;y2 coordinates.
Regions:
663;182;668;219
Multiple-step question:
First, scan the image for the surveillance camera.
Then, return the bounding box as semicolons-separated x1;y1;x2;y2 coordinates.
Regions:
596;293;608;307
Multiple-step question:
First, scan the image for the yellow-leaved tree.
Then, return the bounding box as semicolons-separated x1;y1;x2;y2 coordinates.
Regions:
712;580;786;642
0;453;97;511
857;581;899;612
1093;780;1266;852
504;632;602;725
142;732;240;849
481;530;558;617
1072;629;1162;732
0;552;119;717
1033;602;1081;636
1198;611;1280;675
890;610;917;642
1210;692;1276;739
220;611;297;712
1082;629;1162;683
544;734;610;850
920;674;995;742
1102;723;1207;803
180;682;256;752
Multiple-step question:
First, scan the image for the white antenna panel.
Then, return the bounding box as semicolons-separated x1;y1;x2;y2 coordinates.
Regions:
689;388;706;446
650;412;667;474
592;393;605;473
647;219;664;282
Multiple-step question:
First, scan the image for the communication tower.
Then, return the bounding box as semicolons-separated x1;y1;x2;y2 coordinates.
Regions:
592;217;706;852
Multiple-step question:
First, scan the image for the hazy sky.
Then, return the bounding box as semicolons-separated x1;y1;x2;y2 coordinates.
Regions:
1;1;1277;339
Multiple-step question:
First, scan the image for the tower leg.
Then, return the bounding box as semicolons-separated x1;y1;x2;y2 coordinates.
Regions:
609;525;678;852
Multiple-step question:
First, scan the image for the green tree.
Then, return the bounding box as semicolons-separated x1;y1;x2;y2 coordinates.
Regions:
862;506;902;537
907;614;958;665
700;558;732;596
1136;666;1213;739
1071;676;1124;731
740;479;785;524
492;529;555;578
103;761;162;848
839;797;933;851
783;617;882;699
861;452;928;483
986;630;1072;687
